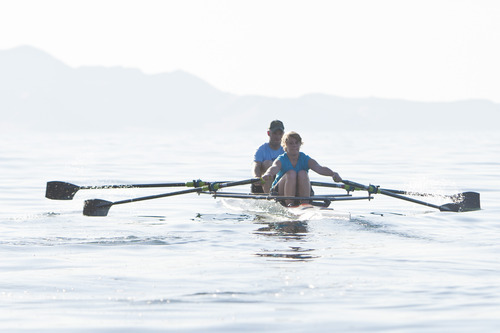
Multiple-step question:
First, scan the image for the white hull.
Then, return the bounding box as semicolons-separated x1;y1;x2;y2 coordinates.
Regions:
221;199;351;221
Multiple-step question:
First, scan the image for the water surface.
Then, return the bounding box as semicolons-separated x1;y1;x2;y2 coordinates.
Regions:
1;129;499;332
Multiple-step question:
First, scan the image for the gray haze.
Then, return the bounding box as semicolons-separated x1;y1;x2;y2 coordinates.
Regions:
1;46;498;132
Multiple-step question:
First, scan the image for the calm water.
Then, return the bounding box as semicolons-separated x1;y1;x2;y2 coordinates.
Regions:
1;128;499;332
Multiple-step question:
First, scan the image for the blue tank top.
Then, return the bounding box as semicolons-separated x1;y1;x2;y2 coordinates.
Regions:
272;152;311;187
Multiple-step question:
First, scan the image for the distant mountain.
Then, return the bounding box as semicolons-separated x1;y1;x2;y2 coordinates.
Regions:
0;46;231;131
1;45;499;132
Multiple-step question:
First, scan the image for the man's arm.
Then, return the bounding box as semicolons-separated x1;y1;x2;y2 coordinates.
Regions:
253;161;263;178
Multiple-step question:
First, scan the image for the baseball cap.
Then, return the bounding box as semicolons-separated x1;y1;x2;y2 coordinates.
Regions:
269;120;284;132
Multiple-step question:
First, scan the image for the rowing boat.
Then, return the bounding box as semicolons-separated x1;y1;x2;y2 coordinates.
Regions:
219;197;352;221
45;177;481;217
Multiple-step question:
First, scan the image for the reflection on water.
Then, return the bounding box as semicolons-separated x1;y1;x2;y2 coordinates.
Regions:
195;211;318;261
254;220;318;261
254;220;308;239
193;212;253;222
256;246;318;261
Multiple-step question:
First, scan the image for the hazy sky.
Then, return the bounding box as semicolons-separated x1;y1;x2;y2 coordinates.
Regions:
2;0;499;102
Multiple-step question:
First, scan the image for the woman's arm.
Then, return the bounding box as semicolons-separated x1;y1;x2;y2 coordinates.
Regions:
308;158;342;182
262;160;282;183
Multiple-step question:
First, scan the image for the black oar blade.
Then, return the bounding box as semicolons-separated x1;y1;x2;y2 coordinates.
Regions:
83;199;113;216
452;191;481;212
439;203;461;212
440;192;481;212
46;181;80;200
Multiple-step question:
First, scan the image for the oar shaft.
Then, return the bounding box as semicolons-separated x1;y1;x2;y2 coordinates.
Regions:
111;187;203;206
79;182;191;190
210;193;356;200
311;181;451;198
310;181;355;191
46;180;210;200
342;180;448;211
377;188;443;210
83;187;204;216
83;178;262;216
209;178;263;191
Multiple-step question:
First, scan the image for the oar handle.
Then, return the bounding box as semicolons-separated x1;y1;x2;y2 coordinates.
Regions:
206;178;263;191
310;181;359;192
341;180;379;193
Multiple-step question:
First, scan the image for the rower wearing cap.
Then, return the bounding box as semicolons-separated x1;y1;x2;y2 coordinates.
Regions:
252;120;285;193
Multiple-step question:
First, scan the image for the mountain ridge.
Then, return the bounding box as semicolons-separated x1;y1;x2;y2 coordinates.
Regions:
1;45;498;132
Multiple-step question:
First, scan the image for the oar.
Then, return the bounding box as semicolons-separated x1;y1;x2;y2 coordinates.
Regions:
311;181;359;192
342;180;480;212
208;192;371;207
83;187;203;216
83;178;262;217
207;178;263;191
46;180;209;200
311;181;464;199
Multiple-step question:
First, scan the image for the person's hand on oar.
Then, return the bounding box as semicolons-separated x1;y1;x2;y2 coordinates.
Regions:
331;171;342;183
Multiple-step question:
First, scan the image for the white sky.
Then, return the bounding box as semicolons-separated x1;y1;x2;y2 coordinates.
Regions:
1;0;500;102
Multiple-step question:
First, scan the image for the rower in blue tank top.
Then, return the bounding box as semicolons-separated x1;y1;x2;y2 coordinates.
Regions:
262;131;343;207
272;152;311;188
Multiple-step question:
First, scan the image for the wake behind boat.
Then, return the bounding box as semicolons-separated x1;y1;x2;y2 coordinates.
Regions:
45;178;481;217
